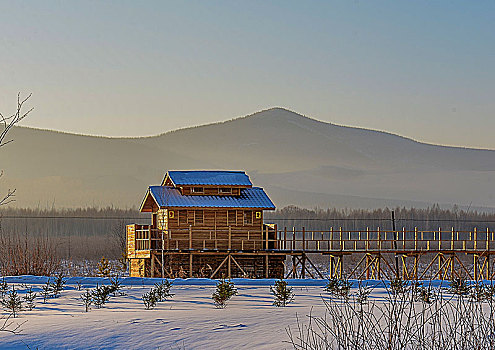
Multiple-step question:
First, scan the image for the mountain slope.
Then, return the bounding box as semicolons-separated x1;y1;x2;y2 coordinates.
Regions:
2;108;494;209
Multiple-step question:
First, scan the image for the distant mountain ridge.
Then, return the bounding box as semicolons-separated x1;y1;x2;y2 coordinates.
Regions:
2;108;494;210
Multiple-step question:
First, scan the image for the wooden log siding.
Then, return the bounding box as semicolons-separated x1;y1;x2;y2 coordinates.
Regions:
156;208;263;250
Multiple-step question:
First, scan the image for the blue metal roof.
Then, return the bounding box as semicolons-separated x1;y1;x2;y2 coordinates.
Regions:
167;171;252;186
148;186;275;209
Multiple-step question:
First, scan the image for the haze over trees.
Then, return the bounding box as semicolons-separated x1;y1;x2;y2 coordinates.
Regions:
2;108;495;210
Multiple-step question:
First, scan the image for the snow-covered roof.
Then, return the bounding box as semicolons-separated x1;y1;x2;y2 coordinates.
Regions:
143;186;275;210
166;171;252;186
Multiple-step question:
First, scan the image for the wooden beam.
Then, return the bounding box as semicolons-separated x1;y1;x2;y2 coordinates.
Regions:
210;254;230;279
230;255;247;277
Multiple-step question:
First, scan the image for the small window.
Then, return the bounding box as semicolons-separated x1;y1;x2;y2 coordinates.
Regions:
219;187;232;194
243;210;252;225
255;211;262;219
179;210;187;226
227;210;237;226
195;210;204;225
192;187;204;194
169;211;175;218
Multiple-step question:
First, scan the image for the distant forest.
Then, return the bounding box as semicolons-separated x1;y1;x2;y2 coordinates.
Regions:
1;205;494;260
266;205;495;232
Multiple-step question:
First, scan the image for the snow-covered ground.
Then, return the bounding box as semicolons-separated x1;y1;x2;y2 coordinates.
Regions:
0;276;339;350
0;276;465;350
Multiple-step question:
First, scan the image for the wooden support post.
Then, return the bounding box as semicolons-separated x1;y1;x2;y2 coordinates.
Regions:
161;230;165;278
339;227;343;251
189;225;192;250
189;253;193;278
378;227;381;251
414;227;417;251
474;228;477;251
302;227;306;251
438;254;444;280
438;227;442;251
377;254;381;279
292;227;296;251
265;254;269;278
330;227;334;250
451;227;454;251
151;254;155;278
292;255;297;278
228;254;231;279
474;254;478;281
366;227;369;251
265;225;269;250
366;254;371;279
228;226;232;251
488;228;491;279
284;227;287;250
329;255;333;278
301;254;306;279
148;227;152;251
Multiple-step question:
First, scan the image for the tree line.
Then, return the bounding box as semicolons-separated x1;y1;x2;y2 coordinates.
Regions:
0;205;494;261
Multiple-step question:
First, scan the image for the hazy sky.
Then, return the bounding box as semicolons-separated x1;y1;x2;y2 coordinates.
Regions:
0;1;494;149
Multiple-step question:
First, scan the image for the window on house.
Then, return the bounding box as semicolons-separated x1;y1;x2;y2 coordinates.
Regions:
192;187;204;194
219;187;232;194
195;210;204;225
178;210;187;226
227;210;236;226
244;210;252;225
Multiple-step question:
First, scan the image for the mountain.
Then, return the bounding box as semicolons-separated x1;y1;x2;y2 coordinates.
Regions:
2;108;495;210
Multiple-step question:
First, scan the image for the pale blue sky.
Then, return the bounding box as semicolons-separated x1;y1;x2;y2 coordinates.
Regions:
0;1;494;148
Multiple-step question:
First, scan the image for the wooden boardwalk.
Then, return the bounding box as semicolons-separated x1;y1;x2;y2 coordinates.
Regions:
128;225;495;280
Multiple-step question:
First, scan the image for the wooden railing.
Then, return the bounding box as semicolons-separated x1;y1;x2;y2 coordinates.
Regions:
130;226;495;253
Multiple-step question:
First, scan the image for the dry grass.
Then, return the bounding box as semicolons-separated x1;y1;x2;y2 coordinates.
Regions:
288;281;495;350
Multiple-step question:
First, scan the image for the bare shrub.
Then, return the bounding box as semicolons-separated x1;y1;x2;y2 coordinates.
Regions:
287;283;495;350
0;232;60;276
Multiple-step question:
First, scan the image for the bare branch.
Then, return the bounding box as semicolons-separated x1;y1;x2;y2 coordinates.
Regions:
0;313;25;335
0;93;33;205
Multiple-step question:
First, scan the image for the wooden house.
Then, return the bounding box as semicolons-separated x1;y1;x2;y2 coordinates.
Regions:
126;170;285;278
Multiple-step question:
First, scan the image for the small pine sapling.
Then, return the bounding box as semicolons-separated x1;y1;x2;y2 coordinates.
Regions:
271;279;294;307
212;279;238;309
1;286;23;318
80;289;93;312
91;284;111;308
389;278;409;296
142;290;157;310
41;280;52;303
325;278;351;300
0;278;8;298
109;275;125;296
50;274;66;298
23;286;37;311
470;282;492;302
76;281;82;291
449;278;470;296
119;252;127;272
355;283;372;304
97;256;111;277
153;280;174;302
